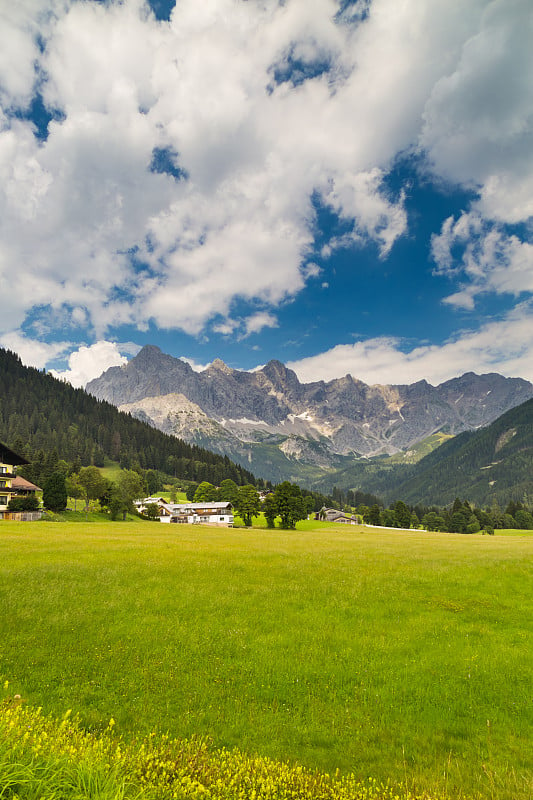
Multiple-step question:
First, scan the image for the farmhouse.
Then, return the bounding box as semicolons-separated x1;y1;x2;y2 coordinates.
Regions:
0;441;37;519
315;507;362;525
135;498;234;526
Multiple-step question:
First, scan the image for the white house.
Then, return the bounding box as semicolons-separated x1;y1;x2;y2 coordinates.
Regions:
0;442;41;520
135;498;234;527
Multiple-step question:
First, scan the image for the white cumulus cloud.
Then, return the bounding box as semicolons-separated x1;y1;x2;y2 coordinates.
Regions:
288;304;533;386
242;311;279;338
0;331;70;369
0;0;531;369
432;212;533;308
50;340;137;387
179;356;211;373
420;0;533;225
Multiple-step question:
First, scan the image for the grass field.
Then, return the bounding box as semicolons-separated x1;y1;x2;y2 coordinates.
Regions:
0;522;531;799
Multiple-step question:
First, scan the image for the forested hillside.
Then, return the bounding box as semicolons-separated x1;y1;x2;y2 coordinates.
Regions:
313;396;533;509
378;397;533;506
0;348;256;487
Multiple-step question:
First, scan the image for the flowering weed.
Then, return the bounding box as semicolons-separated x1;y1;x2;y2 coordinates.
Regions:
0;695;440;800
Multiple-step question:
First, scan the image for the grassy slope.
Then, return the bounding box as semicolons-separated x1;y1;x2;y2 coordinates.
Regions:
385;432;455;464
0;523;531;800
98;460;123;482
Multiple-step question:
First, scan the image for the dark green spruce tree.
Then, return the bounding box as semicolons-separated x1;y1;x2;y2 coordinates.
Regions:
43;471;68;512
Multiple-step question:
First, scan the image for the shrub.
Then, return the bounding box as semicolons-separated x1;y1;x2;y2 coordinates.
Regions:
7;494;40;512
514;509;533;530
144;503;161;521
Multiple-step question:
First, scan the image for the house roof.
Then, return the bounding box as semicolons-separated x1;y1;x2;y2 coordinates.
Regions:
169;502;233;512
0;442;29;466
135;499;233;515
11;475;42;491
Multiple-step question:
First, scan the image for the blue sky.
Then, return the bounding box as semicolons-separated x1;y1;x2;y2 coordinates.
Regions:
1;0;532;388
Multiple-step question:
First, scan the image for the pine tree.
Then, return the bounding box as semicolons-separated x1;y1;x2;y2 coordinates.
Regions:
43;471;68;512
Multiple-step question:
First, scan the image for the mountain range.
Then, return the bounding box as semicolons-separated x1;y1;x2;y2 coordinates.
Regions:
87;345;533;486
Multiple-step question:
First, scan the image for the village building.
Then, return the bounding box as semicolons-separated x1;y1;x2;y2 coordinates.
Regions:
10;475;42;497
0;442;42;520
135;498;234;527
314;507;362;525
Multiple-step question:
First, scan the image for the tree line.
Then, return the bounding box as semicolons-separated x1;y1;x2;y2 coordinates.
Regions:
12;455;533;534
353;496;533;533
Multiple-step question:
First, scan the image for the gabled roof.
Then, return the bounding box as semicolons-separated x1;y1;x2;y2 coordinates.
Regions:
11;475;41;491
169;502;233;512
0;442;29;466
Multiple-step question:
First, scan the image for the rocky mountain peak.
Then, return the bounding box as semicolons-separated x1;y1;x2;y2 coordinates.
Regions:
261;359;300;389
208;358;234;375
133;344;163;364
330;374;357;388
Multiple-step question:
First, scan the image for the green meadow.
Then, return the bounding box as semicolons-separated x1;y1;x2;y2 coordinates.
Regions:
0;522;531;800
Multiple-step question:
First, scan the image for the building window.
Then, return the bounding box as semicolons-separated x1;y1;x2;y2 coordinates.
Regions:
0;496;8;504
